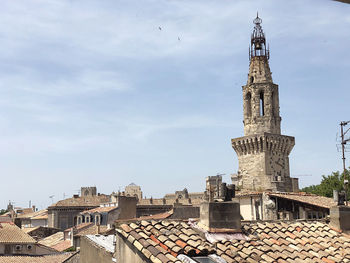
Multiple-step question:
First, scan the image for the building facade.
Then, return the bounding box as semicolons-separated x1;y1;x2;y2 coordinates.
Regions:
231;15;297;192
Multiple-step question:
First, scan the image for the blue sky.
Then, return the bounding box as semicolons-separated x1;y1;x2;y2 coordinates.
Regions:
0;0;349;209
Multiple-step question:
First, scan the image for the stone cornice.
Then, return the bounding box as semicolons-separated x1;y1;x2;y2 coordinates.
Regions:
231;132;295;156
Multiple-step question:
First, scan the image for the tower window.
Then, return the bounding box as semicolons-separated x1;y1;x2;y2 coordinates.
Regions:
271;91;275;117
250;76;254;83
246;92;252;117
259;92;264;116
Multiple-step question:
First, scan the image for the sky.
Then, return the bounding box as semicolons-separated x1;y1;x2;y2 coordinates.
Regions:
0;0;349;209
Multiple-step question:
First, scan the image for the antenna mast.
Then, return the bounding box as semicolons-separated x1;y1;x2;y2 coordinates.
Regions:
340;121;350;204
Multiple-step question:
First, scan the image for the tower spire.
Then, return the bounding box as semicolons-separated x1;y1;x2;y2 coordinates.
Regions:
231;15;296;193
250;13;269;60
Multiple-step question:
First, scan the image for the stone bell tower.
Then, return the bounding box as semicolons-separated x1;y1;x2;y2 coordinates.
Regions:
231;15;296;192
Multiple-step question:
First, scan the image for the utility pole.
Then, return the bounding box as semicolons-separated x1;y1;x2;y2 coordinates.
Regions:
340;121;350;204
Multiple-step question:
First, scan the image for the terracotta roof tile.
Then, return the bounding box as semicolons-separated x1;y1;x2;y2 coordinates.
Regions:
51;240;72;252
0;222;36;244
116;219;350;262
38;232;64;248
16;209;47;219
49;195;110;208
82;206;118;214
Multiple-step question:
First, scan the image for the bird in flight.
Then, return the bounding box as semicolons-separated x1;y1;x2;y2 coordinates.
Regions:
158;26;162;30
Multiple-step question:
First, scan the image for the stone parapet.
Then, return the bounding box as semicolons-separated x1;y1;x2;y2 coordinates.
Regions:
232;132;295;156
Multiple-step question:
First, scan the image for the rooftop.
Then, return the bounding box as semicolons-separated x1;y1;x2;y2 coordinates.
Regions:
16;209;47;219
268;192;337;209
81;206;118;214
116;219;350;263
49;195;110;208
0;253;76;263
235;191;339;209
38;232;64;248
51;240;72;252
0;222;36;244
85;234;115;253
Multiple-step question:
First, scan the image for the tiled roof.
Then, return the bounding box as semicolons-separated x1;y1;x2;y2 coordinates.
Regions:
268;192;337;209
71;222;93;231
236;191;263;197
16;209;47;219
23;226;40;234
82;206;118;214
49;195;110;208
38;232;64;248
236;191;339;209
17;208;35;214
0;222;36;244
31;213;48;220
116;219;350;263
64;222;109;237
116;211;173;224
0;215;11;223
138;198;202;206
75;224;109;236
0;253;75;263
51;240;72;252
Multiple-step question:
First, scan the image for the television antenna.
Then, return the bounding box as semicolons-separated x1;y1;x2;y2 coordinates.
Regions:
49;195;55;204
340;121;350;205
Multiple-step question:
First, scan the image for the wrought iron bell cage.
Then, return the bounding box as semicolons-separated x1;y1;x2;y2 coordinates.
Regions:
249;14;270;60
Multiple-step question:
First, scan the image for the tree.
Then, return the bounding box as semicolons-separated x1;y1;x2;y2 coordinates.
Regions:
0;209;8;215
301;168;350;199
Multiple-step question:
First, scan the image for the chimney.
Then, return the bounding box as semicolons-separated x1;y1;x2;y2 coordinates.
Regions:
333;190;339;203
330;204;350;232
199;183;241;232
116;195;137;220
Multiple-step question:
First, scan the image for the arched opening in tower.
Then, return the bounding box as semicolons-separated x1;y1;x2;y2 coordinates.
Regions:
246;92;252;117
271;91;275;117
259;91;265;116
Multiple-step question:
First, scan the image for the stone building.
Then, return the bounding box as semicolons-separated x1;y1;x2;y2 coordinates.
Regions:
79;235;115;263
48;188;110;230
231;15;297;192
15;209;48;228
77;195;138;227
0;222;62;257
124;183;143;201
81;187;97;197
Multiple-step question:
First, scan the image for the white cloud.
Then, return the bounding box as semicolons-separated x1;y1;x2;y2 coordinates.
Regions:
0;68;131;96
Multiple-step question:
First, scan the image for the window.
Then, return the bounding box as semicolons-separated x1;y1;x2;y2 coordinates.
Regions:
271;91;275;116
246;92;252;117
95;215;101;225
4;245;11;254
259;91;264;116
